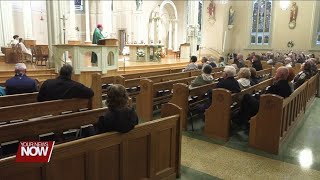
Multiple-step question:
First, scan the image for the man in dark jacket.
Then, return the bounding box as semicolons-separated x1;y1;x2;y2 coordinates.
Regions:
216;66;241;93
252;55;263;71
37;64;94;102
6;63;38;95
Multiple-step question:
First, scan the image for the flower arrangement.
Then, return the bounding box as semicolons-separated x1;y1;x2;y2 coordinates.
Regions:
287;40;294;48
136;49;145;57
155;49;162;59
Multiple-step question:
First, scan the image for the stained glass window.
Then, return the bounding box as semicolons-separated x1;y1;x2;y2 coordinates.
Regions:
250;0;272;46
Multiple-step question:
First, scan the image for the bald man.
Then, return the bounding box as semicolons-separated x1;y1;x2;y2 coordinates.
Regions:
267;66;292;98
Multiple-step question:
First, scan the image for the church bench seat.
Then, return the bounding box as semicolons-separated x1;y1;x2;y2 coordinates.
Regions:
0;74;57;82
136;76;201;122
204;78;274;141
162;82;218;130
0;69;55;76
0;103;182;179
0;98;93;123
0;92;38;107
249;73;319;154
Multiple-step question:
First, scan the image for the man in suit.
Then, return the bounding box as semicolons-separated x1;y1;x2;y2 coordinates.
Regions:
37;64;94;102
5;63;38;95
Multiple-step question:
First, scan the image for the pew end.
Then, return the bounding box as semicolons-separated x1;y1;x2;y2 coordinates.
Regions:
249;94;283;154
161;102;183;178
204;88;232;142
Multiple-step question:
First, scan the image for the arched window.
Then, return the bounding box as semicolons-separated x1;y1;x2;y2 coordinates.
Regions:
313;2;320;46
250;0;273;46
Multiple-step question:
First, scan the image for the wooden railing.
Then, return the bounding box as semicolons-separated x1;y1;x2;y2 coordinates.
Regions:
249;73;319;154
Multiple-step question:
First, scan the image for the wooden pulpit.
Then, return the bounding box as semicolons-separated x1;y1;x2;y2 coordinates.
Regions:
98;39;119;46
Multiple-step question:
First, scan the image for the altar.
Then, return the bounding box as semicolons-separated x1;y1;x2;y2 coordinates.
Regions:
53;43;119;74
127;44;164;61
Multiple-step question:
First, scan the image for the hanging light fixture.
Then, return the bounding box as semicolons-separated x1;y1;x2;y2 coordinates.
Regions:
280;0;290;10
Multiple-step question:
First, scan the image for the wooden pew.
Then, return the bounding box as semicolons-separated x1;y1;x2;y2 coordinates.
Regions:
0;98;92;123
249;73;319;154
0;103;182;179
0;73;102;109
204;78;274;141
0;69;55;76
135;70;225;122
163;82;218;130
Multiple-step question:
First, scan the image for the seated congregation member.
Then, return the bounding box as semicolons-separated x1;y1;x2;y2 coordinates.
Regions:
37;64;94;102
198;57;208;69
5;63;38;95
208;57;217;68
11;35;19;46
216;66;241;93
235;54;245;68
95;84;138;133
287;67;295;92
183;56;198;72
18;38;32;56
237;68;251;90
0;86;5;96
191;65;214;87
218;56;225;67
251;55;263;71
309;58;319;76
284;57;292;68
293;60;313;90
249;67;260;86
266;67;292;98
238;67;292;130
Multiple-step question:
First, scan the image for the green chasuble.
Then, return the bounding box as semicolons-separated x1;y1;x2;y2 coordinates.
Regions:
91;28;105;63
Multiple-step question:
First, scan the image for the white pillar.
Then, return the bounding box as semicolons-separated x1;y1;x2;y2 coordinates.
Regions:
150;18;154;43
23;1;33;39
0;1;14;46
187;0;199;56
85;0;90;42
174;20;178;51
102;0;112;37
68;0;78;41
168;20;173;50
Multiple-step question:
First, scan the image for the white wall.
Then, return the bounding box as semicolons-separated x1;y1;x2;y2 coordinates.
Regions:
230;0;317;54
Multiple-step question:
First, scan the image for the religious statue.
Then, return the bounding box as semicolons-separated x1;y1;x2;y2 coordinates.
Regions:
207;0;216;24
289;2;298;29
136;0;142;11
228;6;235;25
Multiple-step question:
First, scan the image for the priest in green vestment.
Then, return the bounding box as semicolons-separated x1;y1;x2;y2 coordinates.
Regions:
91;24;105;64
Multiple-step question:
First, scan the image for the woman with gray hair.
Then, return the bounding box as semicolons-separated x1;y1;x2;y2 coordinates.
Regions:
237;68;251;90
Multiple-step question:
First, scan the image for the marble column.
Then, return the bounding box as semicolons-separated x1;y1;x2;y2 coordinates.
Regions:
187;0;199;56
168;20;173;50
0;1;14;47
174;20;178;51
101;0;112;37
85;0;90;43
46;0;66;67
68;0;78;41
23;1;33;39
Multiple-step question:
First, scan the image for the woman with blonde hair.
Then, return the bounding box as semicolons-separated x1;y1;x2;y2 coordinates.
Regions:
237;68;251;90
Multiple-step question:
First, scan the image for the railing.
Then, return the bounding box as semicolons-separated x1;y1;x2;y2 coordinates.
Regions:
198;46;223;60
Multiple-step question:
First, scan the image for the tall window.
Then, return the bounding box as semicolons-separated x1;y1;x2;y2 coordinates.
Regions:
250;0;272;46
316;20;320;45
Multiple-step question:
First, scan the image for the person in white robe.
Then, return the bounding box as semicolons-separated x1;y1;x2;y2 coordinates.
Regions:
18;38;32;56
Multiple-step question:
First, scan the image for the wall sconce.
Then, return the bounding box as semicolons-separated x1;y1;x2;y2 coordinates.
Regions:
280;1;290;10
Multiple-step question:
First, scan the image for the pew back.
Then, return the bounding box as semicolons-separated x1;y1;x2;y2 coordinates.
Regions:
0;104;182;180
249;73;319;154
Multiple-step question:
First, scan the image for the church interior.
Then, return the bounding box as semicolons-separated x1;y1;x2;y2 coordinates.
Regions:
1;0;320;179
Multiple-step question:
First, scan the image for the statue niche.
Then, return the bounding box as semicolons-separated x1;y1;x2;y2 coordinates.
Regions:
289;2;298;29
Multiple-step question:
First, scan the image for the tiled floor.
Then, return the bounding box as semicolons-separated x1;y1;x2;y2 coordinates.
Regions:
180;98;320;179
